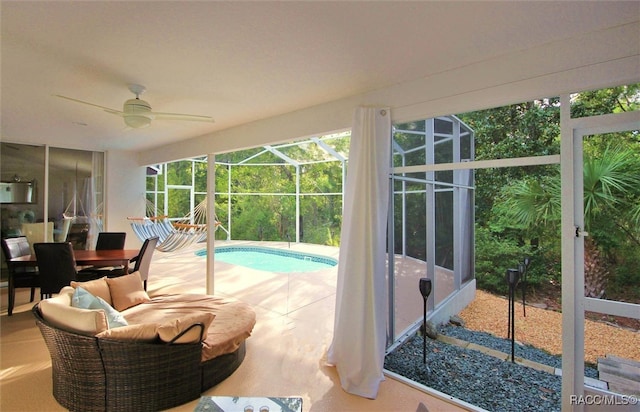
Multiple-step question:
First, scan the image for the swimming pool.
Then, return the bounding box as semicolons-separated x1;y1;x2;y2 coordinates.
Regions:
195;246;338;273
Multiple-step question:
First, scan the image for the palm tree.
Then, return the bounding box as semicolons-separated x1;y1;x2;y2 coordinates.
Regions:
500;145;640;297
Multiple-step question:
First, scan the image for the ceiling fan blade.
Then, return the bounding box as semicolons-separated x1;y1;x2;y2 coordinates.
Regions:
151;111;214;123
54;94;123;115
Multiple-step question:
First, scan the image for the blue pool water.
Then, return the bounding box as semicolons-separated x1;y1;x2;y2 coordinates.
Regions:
195;246;337;273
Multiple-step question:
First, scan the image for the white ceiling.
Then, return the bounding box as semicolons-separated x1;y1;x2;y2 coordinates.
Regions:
2;1;638;154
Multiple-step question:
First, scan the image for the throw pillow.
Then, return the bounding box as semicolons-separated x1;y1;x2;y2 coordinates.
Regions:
106;271;151;312
70;277;112;305
95;323;158;342
71;286;101;308
157;312;215;344
40;298;109;335
71;287;128;329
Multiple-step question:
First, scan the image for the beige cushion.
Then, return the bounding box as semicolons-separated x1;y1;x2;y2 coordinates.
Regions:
95;323;158;342
39;287;108;335
121;294;256;360
157;312;215;344
71;277;112;305
106;271;151;311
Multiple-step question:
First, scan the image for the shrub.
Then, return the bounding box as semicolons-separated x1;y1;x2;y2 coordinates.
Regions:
474;226;559;295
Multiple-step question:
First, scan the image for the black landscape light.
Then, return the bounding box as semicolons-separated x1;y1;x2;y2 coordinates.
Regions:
520;257;531;316
518;262;525;317
419;277;432;364
506;268;520;363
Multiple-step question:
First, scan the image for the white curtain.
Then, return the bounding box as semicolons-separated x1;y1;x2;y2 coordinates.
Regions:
327;106;391;399
80;153;104;249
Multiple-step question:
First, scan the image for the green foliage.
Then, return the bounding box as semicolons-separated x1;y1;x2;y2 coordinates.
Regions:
300;195;342;245
571;83;640;118
468;86;639;301
475;226;560;295
459;100;563;294
209;135;349;245
487;143;640;297
457;100;560;222
608;242;640;296
166;160;193;186
194;160;207;192
492;174;561;237
582;145;640;231
167;188;191;218
230;195;295;241
475;226;527;294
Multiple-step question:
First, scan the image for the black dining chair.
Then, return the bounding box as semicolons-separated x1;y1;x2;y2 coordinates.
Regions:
33;242;78;298
95;232;127;250
77;232;128;278
1;236;40;316
109;236;159;290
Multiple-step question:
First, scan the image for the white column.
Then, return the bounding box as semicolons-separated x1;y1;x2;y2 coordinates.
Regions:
206;154;216;295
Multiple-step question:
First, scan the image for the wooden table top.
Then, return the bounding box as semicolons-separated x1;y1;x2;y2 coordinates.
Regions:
9;249;140;265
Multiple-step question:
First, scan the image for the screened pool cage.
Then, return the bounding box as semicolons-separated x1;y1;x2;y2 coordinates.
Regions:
389;116;475;343
146;115;475;343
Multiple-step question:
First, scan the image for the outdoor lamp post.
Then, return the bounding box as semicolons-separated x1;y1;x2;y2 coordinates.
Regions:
520;257;531;316
506;268;520;363
419;278;432;364
518;262;525;317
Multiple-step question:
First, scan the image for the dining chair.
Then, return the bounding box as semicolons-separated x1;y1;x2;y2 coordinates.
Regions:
109;236;159;290
1;236;40;316
95;232;127;250
33;242;78;298
77;232;128;278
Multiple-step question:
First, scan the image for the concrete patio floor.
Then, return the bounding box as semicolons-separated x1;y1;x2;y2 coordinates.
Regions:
0;240;470;412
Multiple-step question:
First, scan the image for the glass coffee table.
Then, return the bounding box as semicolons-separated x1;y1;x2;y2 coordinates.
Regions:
195;396;302;412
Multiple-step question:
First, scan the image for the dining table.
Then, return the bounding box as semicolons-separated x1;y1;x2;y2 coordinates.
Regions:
9;249;141;274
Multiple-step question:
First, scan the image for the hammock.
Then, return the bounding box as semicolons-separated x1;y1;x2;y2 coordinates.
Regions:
128;198;228;252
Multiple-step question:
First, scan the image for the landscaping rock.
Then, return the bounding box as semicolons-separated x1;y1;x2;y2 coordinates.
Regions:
530;302;548;310
449;315;465;327
384;325;599;412
423;321;438;339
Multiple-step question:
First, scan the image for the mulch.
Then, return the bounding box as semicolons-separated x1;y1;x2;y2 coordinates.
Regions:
458;290;640;365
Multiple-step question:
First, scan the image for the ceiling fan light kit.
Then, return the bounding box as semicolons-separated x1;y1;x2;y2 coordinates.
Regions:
124;114;152;128
123;89;154;128
55;84;214;128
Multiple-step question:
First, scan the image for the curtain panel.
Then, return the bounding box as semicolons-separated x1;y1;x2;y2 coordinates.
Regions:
327;106;391;399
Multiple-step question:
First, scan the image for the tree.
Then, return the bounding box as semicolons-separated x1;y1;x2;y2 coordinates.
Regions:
460;84;639;297
498;145;640;297
457;99;561;222
209;136;348;245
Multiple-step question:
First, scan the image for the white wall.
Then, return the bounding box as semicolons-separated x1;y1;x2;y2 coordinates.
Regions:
104;150;146;249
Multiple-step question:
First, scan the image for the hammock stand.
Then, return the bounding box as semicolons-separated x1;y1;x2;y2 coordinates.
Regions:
128;198;229;252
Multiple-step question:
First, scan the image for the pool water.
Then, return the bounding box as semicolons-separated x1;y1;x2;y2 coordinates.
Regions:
196;246;337;273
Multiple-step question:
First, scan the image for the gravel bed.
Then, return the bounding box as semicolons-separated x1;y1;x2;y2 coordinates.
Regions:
439;325;599;379
384;326;599;412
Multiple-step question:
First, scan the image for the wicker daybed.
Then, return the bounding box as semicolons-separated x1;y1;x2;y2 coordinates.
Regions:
32;273;256;412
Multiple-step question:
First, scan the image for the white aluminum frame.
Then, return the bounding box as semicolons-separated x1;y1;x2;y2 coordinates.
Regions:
561;98;640;411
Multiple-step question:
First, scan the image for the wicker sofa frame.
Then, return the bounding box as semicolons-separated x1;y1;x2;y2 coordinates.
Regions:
33;303;246;412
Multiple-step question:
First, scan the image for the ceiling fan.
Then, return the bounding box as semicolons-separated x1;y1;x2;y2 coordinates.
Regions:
55;84;214;128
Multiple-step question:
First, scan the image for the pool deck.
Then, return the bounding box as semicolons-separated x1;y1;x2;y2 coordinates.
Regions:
150;240;469;411
0;240;470;412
